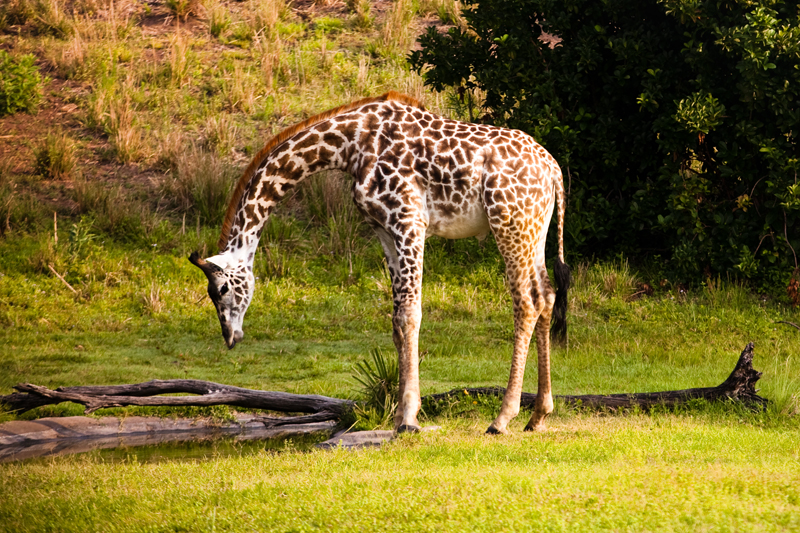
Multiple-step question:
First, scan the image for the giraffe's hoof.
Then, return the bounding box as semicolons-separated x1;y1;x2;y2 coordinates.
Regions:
396;424;420;434
485;425;508;435
523;422;551;432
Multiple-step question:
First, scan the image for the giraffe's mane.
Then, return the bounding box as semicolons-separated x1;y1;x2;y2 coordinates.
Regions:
217;91;424;251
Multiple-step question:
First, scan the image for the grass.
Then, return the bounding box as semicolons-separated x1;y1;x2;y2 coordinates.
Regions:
33;129;77;179
0;0;799;530
0;414;798;531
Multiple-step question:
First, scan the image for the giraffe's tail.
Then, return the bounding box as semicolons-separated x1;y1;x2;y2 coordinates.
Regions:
551;167;570;346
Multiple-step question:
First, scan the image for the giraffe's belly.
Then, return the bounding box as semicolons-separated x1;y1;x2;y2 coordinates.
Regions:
425;201;490;240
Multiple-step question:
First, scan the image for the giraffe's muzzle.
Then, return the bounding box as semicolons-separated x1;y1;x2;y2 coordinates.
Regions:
225;330;244;349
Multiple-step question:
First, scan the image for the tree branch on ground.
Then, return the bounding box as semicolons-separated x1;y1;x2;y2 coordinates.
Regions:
0;343;767;417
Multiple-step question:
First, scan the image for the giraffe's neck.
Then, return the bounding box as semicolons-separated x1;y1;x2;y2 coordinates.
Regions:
218;121;355;269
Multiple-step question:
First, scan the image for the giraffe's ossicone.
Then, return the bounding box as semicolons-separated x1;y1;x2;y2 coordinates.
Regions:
190;92;570;434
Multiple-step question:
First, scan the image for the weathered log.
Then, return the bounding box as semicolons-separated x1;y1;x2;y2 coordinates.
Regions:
3;380;354;417
0;343;767;416
425;342;768;410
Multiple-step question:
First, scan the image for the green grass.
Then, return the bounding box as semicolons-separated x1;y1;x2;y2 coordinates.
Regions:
1;414;798;532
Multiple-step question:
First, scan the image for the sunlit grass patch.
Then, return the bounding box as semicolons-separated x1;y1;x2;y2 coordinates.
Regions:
0;415;798;532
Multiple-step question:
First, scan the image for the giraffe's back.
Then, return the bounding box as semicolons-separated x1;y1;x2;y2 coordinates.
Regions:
363;101;559;240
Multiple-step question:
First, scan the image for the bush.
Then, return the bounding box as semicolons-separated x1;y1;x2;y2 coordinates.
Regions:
0;51;44;116
410;0;800;291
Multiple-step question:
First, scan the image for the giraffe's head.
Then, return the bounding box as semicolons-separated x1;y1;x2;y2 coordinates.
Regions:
189;251;254;349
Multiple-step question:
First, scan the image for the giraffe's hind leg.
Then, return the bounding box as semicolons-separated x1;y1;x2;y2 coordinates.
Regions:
524;265;556;431
486;264;541;434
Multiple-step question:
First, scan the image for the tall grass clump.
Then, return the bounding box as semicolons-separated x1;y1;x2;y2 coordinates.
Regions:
252;32;282;92
221;63;264;113
42;31;89;79
302;171;367;260
71;177;158;242
105;95;144;163
165;0;201;22
168;30;192;86
419;0;464;27
160;144;238;226
0;0;36;26
204;0;230;38
248;0;284;37
766;354;800;416
0;166;46;236
571;259;640;309
701;276;755;310
33;129;77;180
378;0;415;56
30;0;74;37
347;0;373;30
202;113;238;155
83;76;144;164
0;51;44;116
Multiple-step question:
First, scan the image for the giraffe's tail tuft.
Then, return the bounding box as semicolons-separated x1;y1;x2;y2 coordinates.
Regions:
551;258;571;346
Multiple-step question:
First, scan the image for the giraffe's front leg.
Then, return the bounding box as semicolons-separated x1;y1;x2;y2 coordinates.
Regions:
393;299;422;433
391;233;425;434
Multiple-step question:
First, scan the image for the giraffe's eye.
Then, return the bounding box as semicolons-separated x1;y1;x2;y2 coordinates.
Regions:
219;284;229;296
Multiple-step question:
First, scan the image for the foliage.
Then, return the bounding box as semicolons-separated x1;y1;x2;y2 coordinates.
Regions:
0;50;44;116
352;347;398;421
410;0;800;292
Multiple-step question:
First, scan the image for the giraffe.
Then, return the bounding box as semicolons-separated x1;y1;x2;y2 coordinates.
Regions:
189;91;570;434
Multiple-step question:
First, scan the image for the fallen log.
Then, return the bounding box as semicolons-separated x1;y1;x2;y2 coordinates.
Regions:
2;380;354;423
426;342;768;410
0;343;767;417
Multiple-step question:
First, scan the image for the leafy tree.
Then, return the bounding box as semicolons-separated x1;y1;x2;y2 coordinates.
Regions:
410;0;800;291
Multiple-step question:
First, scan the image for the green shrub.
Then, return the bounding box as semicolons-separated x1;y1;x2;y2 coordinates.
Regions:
0;51;44;116
411;0;800;292
352;347;398;424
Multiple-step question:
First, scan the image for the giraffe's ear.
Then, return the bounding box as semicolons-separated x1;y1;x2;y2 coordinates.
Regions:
189;251;222;277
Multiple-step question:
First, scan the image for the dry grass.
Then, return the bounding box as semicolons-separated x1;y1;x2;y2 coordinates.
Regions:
165;0;202;22
204;0;230;38
252;32;282;93
419;0;465;28
105;92;143;164
33;129;77;180
159;143;238;225
221;63;264;113
202;113;238;155
380;0;415;55
41;32;88;79
247;0;284;38
168;30;191;86
348;0;373;30
142;281;165;314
